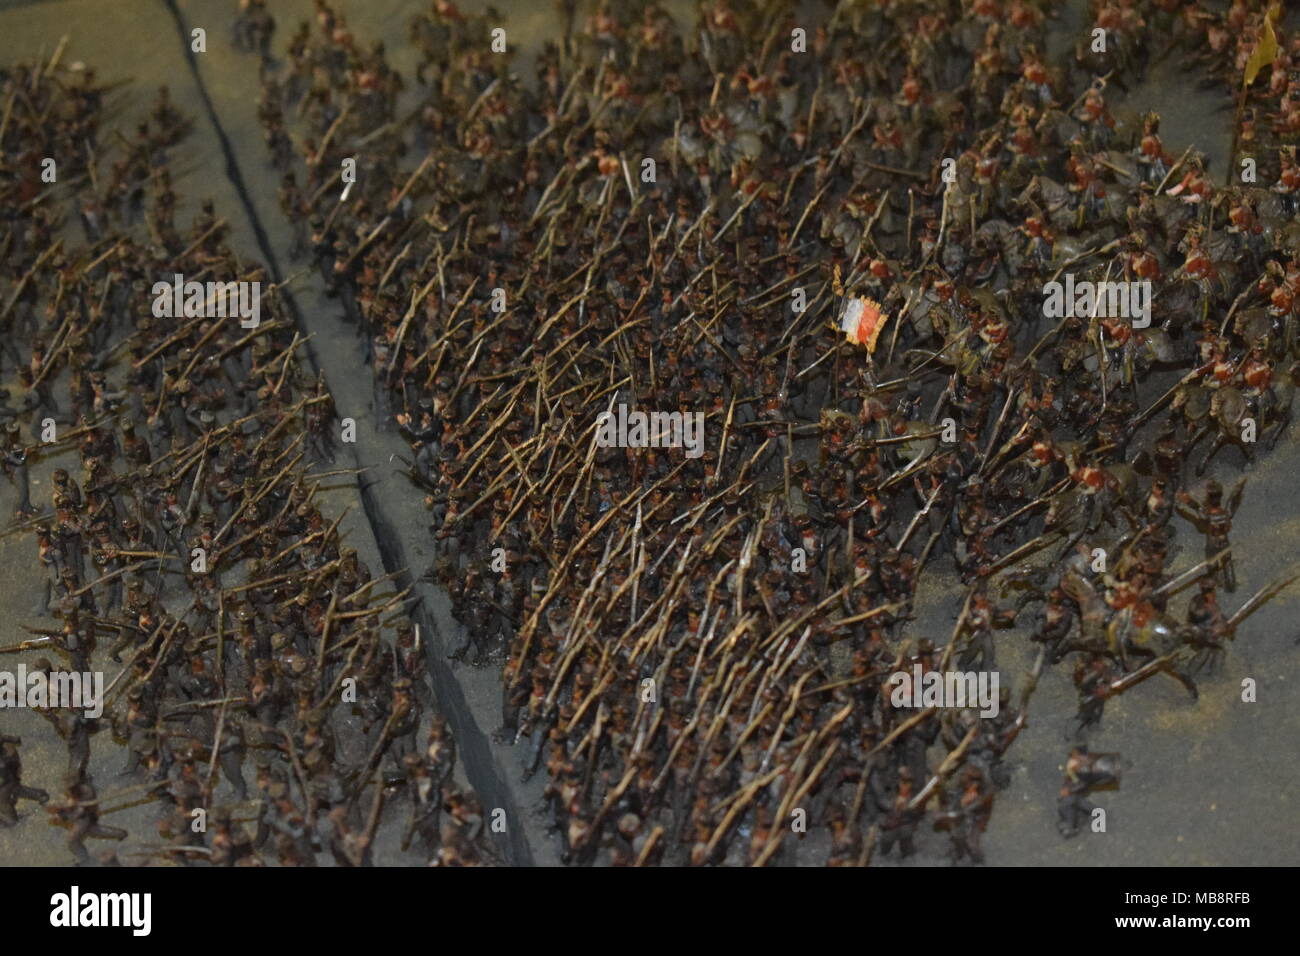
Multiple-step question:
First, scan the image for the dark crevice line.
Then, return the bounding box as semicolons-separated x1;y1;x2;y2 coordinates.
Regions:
158;0;533;865
351;483;537;866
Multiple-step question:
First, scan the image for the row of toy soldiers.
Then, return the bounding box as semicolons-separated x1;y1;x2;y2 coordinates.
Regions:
234;0;1299;866
0;49;499;866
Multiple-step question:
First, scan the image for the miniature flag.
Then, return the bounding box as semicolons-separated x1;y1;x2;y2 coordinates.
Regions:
839;296;888;351
1243;5;1279;88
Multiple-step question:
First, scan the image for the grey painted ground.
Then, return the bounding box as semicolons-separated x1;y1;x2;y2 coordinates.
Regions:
1;0;1296;867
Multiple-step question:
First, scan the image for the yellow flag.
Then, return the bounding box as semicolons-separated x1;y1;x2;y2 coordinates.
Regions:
1244;6;1280;88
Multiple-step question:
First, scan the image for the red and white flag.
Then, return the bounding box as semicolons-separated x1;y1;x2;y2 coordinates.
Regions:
839;296;888;351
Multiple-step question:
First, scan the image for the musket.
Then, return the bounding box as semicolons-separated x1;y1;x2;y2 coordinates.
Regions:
211;446;306;549
0;240;63;325
1226;566;1300;635
376;240;413;299
1154;144;1196;196
122;846;213;859
0;89;14;143
247;330;311;382
216;590;225;690
103;633;157;701
321;625;369;704
983;528;1067;577
702;765;783;858
29;301;77;391
0;510;54;539
976;387;1018;476
131;315;209;368
351;705;405;789
1108;650;1184;696
306;162;342;207
271;505;349;569
147;408;261;470
63;562;151;600
184;434;211;521
279;728;315;832
0;636;54;654
136;613;188;687
571;760;636;854
388;153;435;213
385;274;439;384
54;778;168;809
985;477;1072;536
854;823;880;868
313;592;338;692
448;449;534;527
514;464;687;676
448;380;526;470
906;724;980;812
174;218;228;262
1131;364;1209;431
996;647;1046;756
164;696;246;717
28;415;129;453
259;432;308;479
355;770;387;862
304;466;372;481
403;280;482;371
224;560;340;598
825;601;909;631
211;489;297;562
79;236;125;275
248;396;315;460
631;825;665;867
757;668;819;773
755;732;846;866
272;336;308;397
308;100;351;167
438;380;505;444
1152;548;1232;599
339;215;394;273
896;483;943;552
866;706;938;760
210;318;287;362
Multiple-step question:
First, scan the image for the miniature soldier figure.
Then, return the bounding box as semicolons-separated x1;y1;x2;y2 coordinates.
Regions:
305;372;336;463
1177;478;1245;592
120;416;152;469
217;718;249;801
2;422;35;517
50;774;128;864
0;736;49;826
34;523;62;615
35;676;96;777
395;620;431;707
211;806;261;866
958;581;1018;669
1072;653;1117;735
936;765;993;864
1030;585;1073;663
1057;746;1121;838
876;766;921;859
400;752;441;855
1184;576;1229;669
